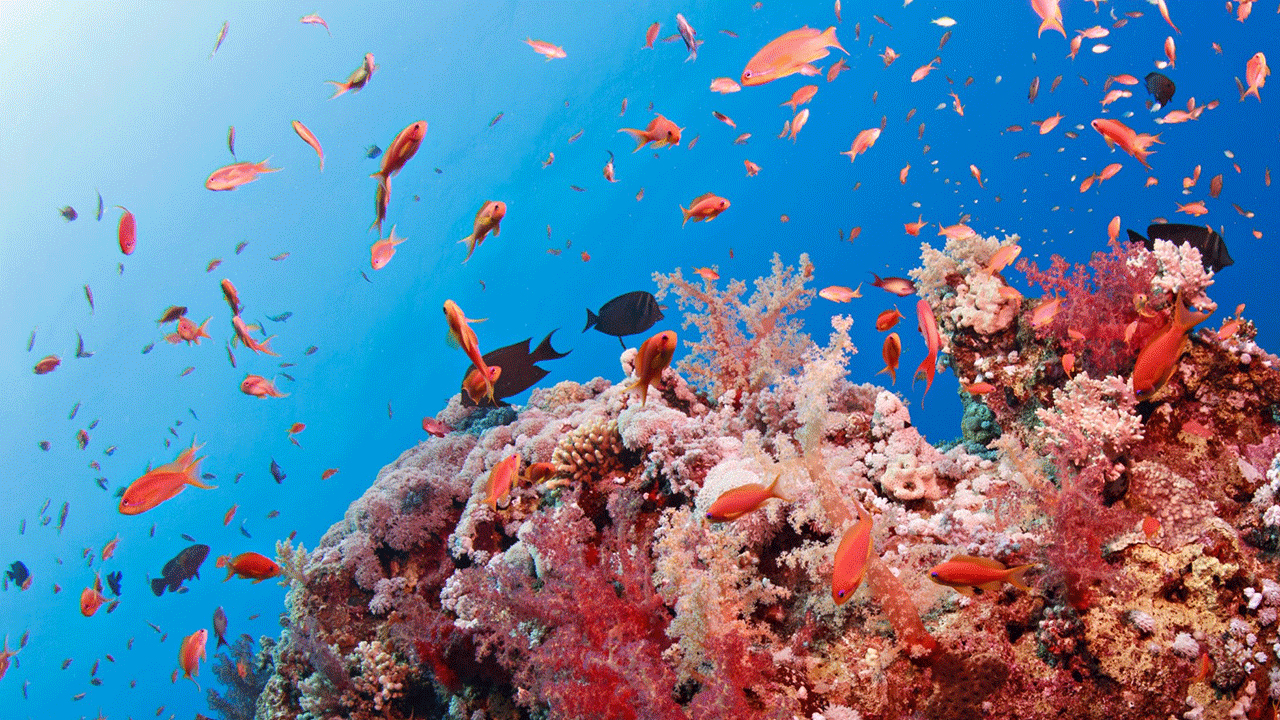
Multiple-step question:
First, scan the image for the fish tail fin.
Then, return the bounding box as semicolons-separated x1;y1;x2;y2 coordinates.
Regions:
325;81;349;100
217;635;227;649
823;26;847;54
1243;84;1259;101
1038;17;1065;38
151;577;167;596
458;235;477;263
532;329;571;361
618;127;648;151
680;205;691;227
1003;563;1037;592
583;309;599;332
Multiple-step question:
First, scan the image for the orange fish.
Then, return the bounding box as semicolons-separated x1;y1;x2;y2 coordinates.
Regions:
231;316;279;356
178;629;207;690
240;374;287;398
116;206;136;255
681;193;730;226
1244;52;1269;101
220;279;242;315
463;365;502;404
788;108;809;142
1031;0;1065;37
216;552;281;582
223;504;237;526
1175;201;1208;217
524;38;566;60
166;316;211;346
694;267;720;280
370;179;389;235
371;225;408;270
0;636;18;681
929;555;1035;596
1108;215;1121;242
118;439;213;515
986;244;1021;273
744;160;761;176
629;330;677;405
741;26;845;86
459;201;505;263
1164;36;1176;68
525;462;557;484
876;307;903;331
291;120;324;171
1030;296;1064;327
963;382;996;394
33;354;60;375
915;299;941;397
910;58;938;82
80;574;109;616
299;13;329;34
900;163;910;184
705;473;790;522
827;58;849;81
321;468;339;480
871;273;916;296
819;285;861;302
841;128;880;161
483;454;520;508
421;417;452;437
101;534;120;560
618;114;683;151
1132;291;1211;400
326;53;376;99
644;22;660;49
782;84;819;111
880;47;899;66
969;163;984;187
904;215;927;236
831;502;873;605
372;120;427;190
205;159;280;191
878;332;901;384
1091;118;1161;168
444;300;494;404
710;77;742;93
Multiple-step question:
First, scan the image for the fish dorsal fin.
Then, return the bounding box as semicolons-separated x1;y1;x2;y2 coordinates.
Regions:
691;192;717;204
951;554;1007;571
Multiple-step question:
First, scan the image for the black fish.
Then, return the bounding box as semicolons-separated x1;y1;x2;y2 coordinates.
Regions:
584;291;665;348
213;606;228;648
59;206;78;221
75;331;93;359
105;570;122;596
1144;71;1175;110
267;312;293;322
461;330;571;407
304;345;318;355
1127;223;1233;273
6;561;29;588
38;441;49;451
181;533;197;542
270;458;286;484
239;521;252;538
150;544;209;596
189;408;199;420
366;145;382;159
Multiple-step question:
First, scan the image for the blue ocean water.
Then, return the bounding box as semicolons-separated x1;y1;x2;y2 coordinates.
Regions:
0;1;1275;717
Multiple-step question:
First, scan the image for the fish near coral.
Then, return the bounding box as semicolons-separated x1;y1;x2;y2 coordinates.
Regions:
463;365;501;404
459;201;506;263
240;374;287;398
483;454;520;509
870;273;915;296
1131;291;1211;401
585;291;665;348
741;26;845;86
928;555;1035;596
178;629;207;690
205;159;281;191
166;316;211;345
460;330;570;407
680;193;729;226
444;299;495;404
118;439;214;515
878;333;901;384
628;330;677;406
618;114;683;151
326;52;376;99
705;473;790;522
212;607;228;648
914;299;941;398
832;503;873;605
216;552;280;582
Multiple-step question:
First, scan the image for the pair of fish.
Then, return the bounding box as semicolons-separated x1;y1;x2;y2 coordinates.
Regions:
459;331;570;407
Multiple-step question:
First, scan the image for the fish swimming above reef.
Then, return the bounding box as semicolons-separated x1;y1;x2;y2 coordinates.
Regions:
460;330;571;407
1126;223;1233;273
5;561;30;590
1144;71;1175;110
150;544;210;596
584;291;665;348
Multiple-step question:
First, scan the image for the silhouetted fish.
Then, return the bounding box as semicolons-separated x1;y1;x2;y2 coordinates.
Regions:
270;458;286;484
59;206;77;221
584;291;665;348
6;561;29;588
1144;71;1175;110
105;570;122;596
212;606;228;648
96;190;103;221
460;330;571;407
267;312;293;322
366;145;382;159
150;544;209;596
1127;223;1233;272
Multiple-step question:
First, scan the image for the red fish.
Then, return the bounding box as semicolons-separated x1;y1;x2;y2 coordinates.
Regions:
291;120;324;171
871;273;916;296
681;193;730;226
118;439;214;515
34;355;61;375
644;22;660;49
371;120;427;190
116;206;137;255
629;330;677;405
240;374;287;398
178;629;208;691
878;332;902;384
741;26;845;86
231;316;278;356
876;307;903;331
483;455;520;508
1132;291;1211;400
216;552;281;582
444;300;494;404
371;225;407;270
205;159;281;191
0;636;17;681
80;574;110;616
166;316;211;345
101;534;120;560
929;555;1035;596
618;114;683;151
1091;118;1161;168
831;502;873;604
326;53;376;99
705;473;790;522
460;201;506;263
524;38;566;60
223;504;237;526
915;299;941;397
421;417;452;437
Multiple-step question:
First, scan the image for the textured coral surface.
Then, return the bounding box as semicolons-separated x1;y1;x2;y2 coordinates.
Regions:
258;247;1280;720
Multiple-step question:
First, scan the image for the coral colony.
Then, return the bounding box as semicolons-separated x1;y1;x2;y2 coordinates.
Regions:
257;238;1280;719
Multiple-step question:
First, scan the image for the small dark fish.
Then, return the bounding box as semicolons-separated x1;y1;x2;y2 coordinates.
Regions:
304;345;318;355
235;241;247;255
234;472;244;483
938;30;951;50
584;291;665;348
270;458;286;483
201;473;216;480
104;445;116;456
89;678;102;686
360;271;373;283
720;29;738;37
146;621;162;633
570;185;587;192
267;312;293;322
1144;71;1175;110
239;522;252;539
149;523;155;537
40;498;51;514
568;129;584;143
270;252;290;261
18;518;24;534
227;126;236;158
5;561;29;587
77;429;89;450
57;502;69;533
189;408;198;420
213;607;229;648
181;533;196;542
489;111;504;126
96;190;104;221
1209;174;1223;199
226;341;237;368
88;418;98;430
91;659;99;675
1028;76;1040;103
156;305;187;325
38;440;50;451
434;167;443;174
59;206;78;221
75;331;93;359
366;145;382;159
21;679;28;698
1128;223;1232;273
61;658;72;670
1050;74;1062;93
150;544;209;596
105;570;122;596
280;372;295;382
874;14;892;27
95;477;107;490
69;401;80;420
168;427;178;439
117;262;123;274
676;13;701;61
26;329;35;352
265;510;280;519
141;342;154;355
461;330;571;407
207;258;223;272
210;20;228;59
180;366;195;377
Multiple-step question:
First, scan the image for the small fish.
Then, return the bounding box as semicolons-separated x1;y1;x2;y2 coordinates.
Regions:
569;185;586;192
270;252;290;261
115;206;136;255
27;328;35;351
227;126;236;158
58;502;69;533
568;129;584;143
603;151;616;182
209;21;228;59
292;120;325;171
676;13;701;62
524;37;566;60
239;522;252;539
206;258;223;272
38;440;50;451
327;52;377;99
819;285;861;302
95;190;103;220
321;468;339;480
270;458;286;484
267;312;293;322
206;159;281;191
234;240;247;254
180;366;196;377
929;555;1035;596
225;342;237;368
141;342;154;354
299;13;330;34
365;145;382;159
489;111;504;127
387;400;394;418
59;206;77;221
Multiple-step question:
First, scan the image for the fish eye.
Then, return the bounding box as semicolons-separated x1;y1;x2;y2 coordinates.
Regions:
930;571;939;578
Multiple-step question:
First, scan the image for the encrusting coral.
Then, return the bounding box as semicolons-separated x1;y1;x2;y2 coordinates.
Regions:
250;243;1280;720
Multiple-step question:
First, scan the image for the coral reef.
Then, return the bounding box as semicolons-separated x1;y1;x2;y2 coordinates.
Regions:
256;245;1280;719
